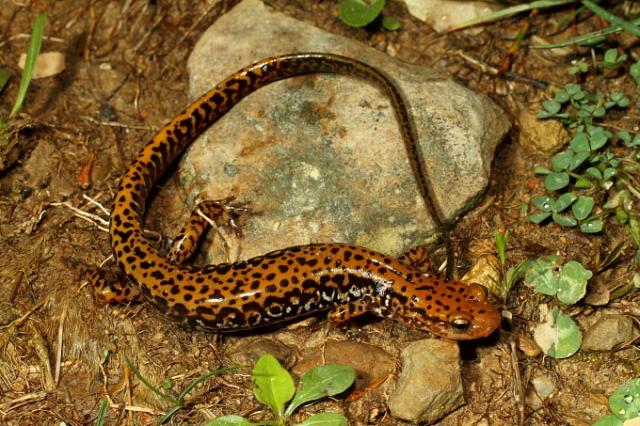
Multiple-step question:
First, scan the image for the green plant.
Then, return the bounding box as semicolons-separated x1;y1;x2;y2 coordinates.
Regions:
0;12;46;146
125;355;242;424
208;354;355;426
530;57;640;260
338;0;400;31
523;255;592;304
593;378;640;425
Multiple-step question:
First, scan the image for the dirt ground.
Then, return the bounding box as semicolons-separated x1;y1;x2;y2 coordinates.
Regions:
1;0;639;425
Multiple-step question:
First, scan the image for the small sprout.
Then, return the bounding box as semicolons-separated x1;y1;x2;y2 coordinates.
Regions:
210;355;354;425
568;58;589;75
381;15;401;31
494;229;508;267
602;48;627;68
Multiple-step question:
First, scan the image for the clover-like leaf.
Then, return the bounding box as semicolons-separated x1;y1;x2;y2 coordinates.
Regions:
554;192;577;212
552;212;577;227
571;196;593;220
556;261;591;304
609;378;640;420
533;308;582;359
338;0;385;27
545;172;570;191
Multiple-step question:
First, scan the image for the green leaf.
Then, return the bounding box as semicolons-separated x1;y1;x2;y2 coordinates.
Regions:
580;219;603;233
528;212;551;224
569;132;589;152
381;15;401;31
338;0;386;27
631;61;640;85
524;256;560;296
603;48;618;66
545;172;570;191
609;378;640;420
253;354;296;418
571;196;593;220
533;165;552;174
10;12;46;118
494;229;508;266
554;192;576;212
603;167;617;182
591;416;624;426
589;130;609;151
532;195;554;212
205;416;256;426
551;150;574;171
574;178;592;188
552;212;577;227
556;261;592;304
553;90;569;103
294;413;348;426
564;83;581;95
569;151;589;170
586;167;603;181
542;99;561;114
533;308;582;358
285;365;355;416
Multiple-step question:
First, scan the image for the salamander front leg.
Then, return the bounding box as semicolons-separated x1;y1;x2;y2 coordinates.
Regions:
168;196;250;265
88;269;141;304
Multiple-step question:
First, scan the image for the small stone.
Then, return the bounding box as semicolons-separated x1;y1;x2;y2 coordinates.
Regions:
518;106;570;155
388;339;463;424
403;0;500;33
292;340;394;388
526;374;555;411
228;337;295;368
19;51;65;79
517;333;541;358
461;254;501;298
582;314;638;352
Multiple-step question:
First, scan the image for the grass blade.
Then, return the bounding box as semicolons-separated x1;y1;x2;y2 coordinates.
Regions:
534;16;640;48
9;12;46;118
0;67;10;94
448;0;577;31
580;0;640;37
95;399;109;426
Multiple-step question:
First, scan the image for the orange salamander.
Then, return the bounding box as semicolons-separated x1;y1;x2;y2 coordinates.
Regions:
90;53;500;340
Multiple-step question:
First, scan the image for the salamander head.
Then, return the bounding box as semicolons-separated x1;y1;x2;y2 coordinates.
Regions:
391;276;501;340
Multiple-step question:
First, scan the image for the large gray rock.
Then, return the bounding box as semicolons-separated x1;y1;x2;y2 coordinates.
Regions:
180;0;509;262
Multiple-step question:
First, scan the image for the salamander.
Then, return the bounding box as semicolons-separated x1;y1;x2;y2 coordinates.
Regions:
90;53;501;340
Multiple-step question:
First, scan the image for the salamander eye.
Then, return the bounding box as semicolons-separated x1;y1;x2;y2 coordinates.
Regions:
450;317;470;331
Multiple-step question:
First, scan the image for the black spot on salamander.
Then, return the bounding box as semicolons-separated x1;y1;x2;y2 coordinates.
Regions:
265;273;276;281
232;261;248;270
332;275;345;286
170;286;180;295
296;257;306;265
302;279;317;290
306;259;318;267
195;276;205;284
153;295;168;308
133;246;146;259
277;265;288;273
210;92;224;105
184;285;195;292
265;284;277;292
330;247;340;255
216;263;232;274
354;254;364;261
250;281;260;290
198;285;210;294
279;279;289;288
183;294;193;302
172;303;188;316
323;256;332;265
196;305;215;316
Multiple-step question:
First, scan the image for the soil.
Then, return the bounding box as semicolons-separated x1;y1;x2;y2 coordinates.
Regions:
0;1;638;425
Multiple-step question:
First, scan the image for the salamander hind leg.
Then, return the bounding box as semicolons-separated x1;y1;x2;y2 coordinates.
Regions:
328;300;371;326
168;196;251;265
397;245;432;274
87;269;142;304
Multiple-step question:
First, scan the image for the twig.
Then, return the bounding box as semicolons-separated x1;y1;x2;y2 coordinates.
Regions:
83;193;111;217
510;340;525;426
177;0;222;46
79;115;155;131
49;201;109;231
54;304;68;386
